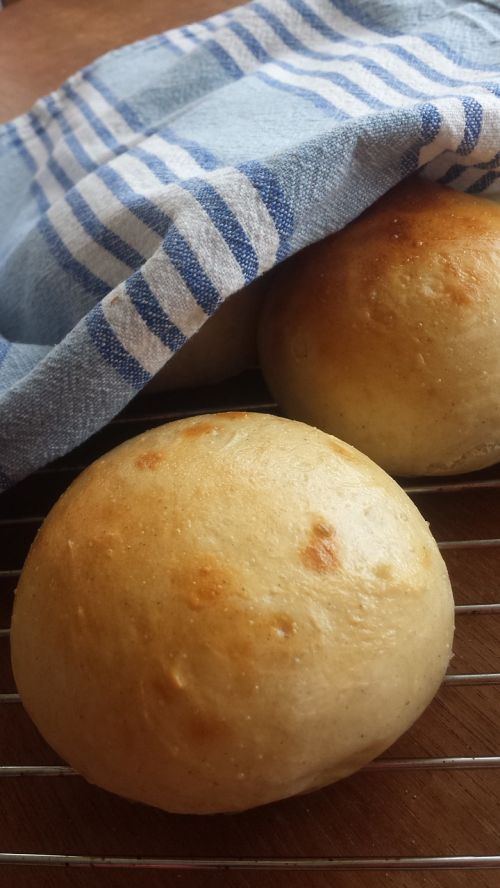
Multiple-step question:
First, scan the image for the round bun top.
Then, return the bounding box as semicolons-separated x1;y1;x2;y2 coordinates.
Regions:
11;412;454;814
259;177;500;476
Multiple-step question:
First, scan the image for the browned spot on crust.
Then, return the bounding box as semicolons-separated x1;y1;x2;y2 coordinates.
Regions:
135;451;166;470
229;636;253;660
420;545;432;569
186;563;231;610
150;664;186;704
187;713;230;744
329;439;358;463
374;562;393;580
150;676;175;704
446;282;473;307
182;421;216;438
301;519;339;572
223;411;249;420
272;616;297;638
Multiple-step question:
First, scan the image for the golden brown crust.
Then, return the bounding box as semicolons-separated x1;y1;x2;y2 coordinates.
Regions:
11;413;454;814
259;177;500;475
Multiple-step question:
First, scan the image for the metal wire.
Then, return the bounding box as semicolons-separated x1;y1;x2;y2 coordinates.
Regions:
1;756;500;779
0;853;500;870
438;539;500;550
404;479;500;494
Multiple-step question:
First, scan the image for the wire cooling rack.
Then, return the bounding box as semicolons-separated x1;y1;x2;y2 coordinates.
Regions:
1;370;499;882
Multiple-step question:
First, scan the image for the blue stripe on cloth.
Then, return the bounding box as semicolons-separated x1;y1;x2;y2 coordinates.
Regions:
162;226;221;315
48;157;74;191
129;146;178;184
248;3;452;105
62;82;125;153
154;33;185;56
251;2;309;54
81;71;222;174
400;102;442;176
439;150;500;188
82;70;144;132
252;0;497;113
96;165;171;237
181;26;203;45
94;160;227;320
380;42;493;91
200;18;217;32
326;0;400;38
65;189;146;269
457;97;482;156
467;170;500;193
331;0;500;73
27;111;53;152
29;183;49;215
228;22;276;65
86;302;151;387
105;134;258;284
38;215;109;298
44;95;97;172
421;32;500;74
471;151;500;171
420;101;443;143
238;160;294;261
255;70;349;119
184;179;259;283
95;131;257;285
281;61;391;109
229;19;389;110
284;0;352;44
125;272;187;351
256;10;468;107
205;39;244;78
438;163;466;187
329;0;500;91
228;20;272;63
336;54;431;100
29;109;85;193
4;121;50;213
24;109;189;312
249;2;365;61
156;127;220;170
4;122;37;173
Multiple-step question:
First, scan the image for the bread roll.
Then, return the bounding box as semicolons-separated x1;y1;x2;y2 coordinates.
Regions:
145;279;265;393
259;177;500;476
11;412;454;815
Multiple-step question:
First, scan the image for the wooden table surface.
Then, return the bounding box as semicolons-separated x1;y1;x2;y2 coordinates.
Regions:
1;2;499;887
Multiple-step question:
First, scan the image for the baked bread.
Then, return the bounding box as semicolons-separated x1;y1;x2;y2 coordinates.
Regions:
145;279;265;392
11;412;454;814
259;177;500;476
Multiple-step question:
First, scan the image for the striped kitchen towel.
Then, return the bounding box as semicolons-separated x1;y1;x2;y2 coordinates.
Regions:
1;0;499;490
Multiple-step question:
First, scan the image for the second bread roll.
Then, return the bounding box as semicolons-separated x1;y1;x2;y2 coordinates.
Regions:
259;177;500;476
